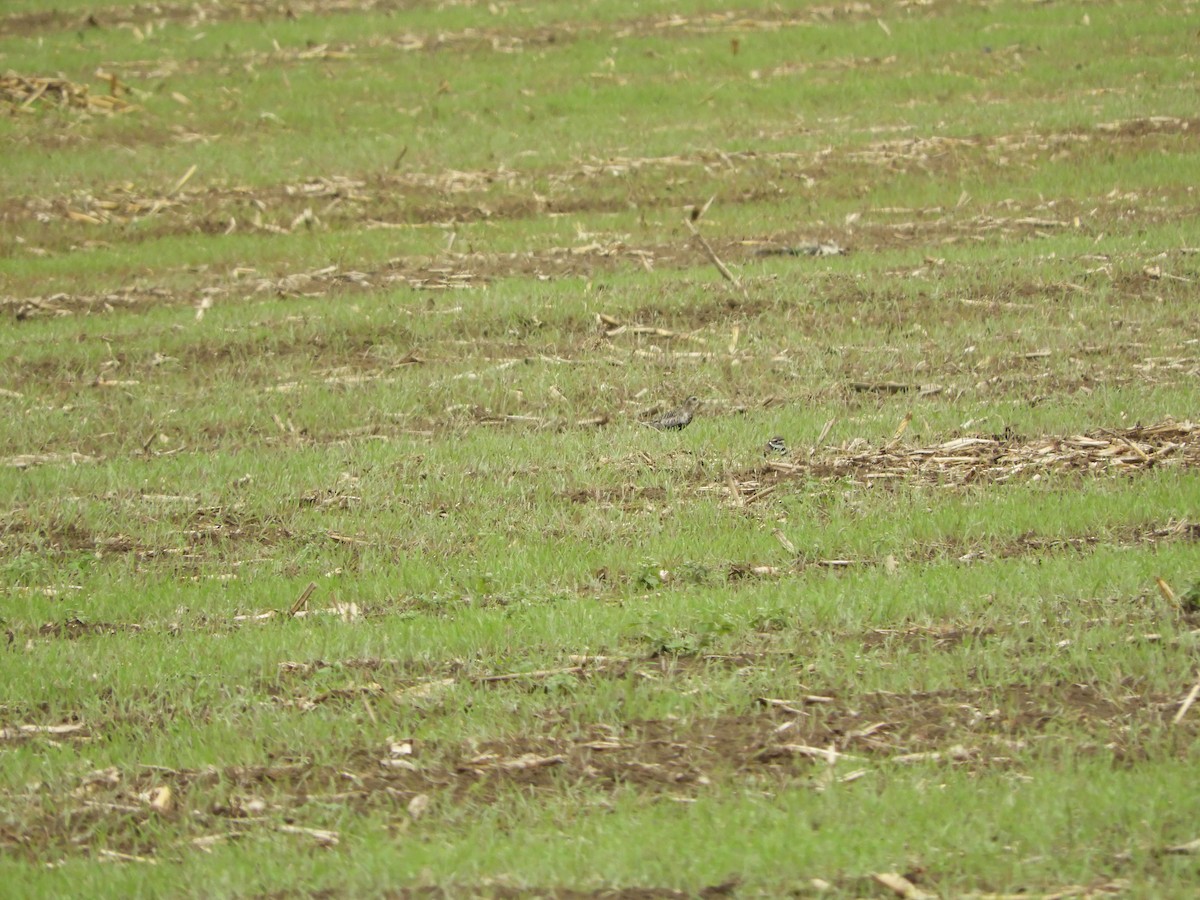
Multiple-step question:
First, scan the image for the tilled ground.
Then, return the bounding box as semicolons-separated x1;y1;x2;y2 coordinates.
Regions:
4;116;1197;316
4;656;1192;864
3;2;1199;895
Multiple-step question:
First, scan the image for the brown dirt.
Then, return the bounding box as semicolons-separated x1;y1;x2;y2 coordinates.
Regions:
0;505;292;558
4;116;1197;290
3;674;1187;863
37;617;142;639
2;501;1195;615
261;885;742;899
0;1;906;41
6;223;1195;326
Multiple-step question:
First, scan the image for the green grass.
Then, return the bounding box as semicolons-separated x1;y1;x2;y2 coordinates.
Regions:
2;0;1200;896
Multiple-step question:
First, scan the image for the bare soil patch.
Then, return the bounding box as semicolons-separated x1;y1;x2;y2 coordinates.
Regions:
0;0;904;40
3;674;1187;863
6;116;1197;267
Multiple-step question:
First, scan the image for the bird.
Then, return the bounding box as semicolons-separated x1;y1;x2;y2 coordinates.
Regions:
764;436;788;455
646;396;699;431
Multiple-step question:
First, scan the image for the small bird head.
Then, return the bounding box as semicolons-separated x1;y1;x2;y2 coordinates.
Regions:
681;396;699;411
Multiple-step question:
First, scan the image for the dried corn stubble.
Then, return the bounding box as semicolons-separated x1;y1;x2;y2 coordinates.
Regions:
2;73;137;114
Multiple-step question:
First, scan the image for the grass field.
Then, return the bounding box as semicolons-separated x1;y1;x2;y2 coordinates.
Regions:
2;0;1200;896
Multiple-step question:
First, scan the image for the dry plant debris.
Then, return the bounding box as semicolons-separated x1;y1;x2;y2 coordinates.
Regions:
1;1;1197;891
757;420;1200;488
1;72;136;114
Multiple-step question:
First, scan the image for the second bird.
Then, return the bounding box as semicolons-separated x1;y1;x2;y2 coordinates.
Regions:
647;396;699;431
